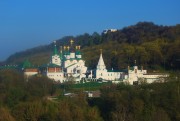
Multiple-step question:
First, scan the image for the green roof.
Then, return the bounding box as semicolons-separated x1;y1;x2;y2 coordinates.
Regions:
70;58;76;61
129;67;134;70
64;51;70;55
23;59;32;68
107;70;122;72
53;45;58;55
22;59;38;69
76;50;81;55
59;52;63;59
76;58;82;61
107;69;128;73
0;65;18;69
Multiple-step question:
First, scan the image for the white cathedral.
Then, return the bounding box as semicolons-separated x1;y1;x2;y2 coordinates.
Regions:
24;40;168;85
46;40;87;83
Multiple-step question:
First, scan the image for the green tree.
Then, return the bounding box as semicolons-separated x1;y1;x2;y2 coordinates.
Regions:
135;46;149;65
27;76;55;98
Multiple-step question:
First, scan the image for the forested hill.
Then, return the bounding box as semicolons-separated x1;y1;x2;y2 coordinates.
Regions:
4;22;180;70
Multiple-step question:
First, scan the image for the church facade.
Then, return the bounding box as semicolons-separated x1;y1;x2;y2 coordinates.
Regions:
45;40;87;83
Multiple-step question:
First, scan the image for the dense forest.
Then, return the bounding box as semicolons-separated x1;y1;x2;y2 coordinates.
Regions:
2;22;180;70
0;69;180;121
0;69;103;121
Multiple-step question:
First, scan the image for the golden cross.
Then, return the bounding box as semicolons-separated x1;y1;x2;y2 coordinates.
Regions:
70;39;74;46
67;46;70;50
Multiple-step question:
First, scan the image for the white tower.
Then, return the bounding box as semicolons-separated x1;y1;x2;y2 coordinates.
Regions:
96;50;106;70
96;49;108;79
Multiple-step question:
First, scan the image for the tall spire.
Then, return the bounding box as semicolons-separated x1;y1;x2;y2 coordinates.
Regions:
53;41;58;55
97;49;106;70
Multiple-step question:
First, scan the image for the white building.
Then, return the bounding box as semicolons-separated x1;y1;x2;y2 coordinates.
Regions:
22;59;38;81
45;41;65;82
126;65;169;85
103;29;117;34
46;64;64;82
46;40;87;83
95;51;168;85
95;51;125;81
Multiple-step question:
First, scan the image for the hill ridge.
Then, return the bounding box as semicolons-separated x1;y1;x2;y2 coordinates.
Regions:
3;22;180;70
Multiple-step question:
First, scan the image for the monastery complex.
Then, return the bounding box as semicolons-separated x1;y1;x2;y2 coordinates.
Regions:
2;40;168;85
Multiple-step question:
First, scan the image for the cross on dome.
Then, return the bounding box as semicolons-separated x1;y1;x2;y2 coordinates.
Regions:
53;41;58;55
70;39;74;46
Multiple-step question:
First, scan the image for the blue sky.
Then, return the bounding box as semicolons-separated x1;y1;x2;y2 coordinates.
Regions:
0;0;180;61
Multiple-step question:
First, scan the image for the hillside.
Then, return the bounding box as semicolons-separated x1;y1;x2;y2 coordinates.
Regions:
4;22;180;70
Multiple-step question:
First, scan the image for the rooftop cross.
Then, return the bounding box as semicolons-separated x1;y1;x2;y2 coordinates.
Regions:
53;41;58;55
67;46;70;51
70;39;74;46
64;46;67;50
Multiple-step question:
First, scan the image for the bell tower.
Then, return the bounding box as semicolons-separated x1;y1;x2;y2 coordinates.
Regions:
51;41;61;66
